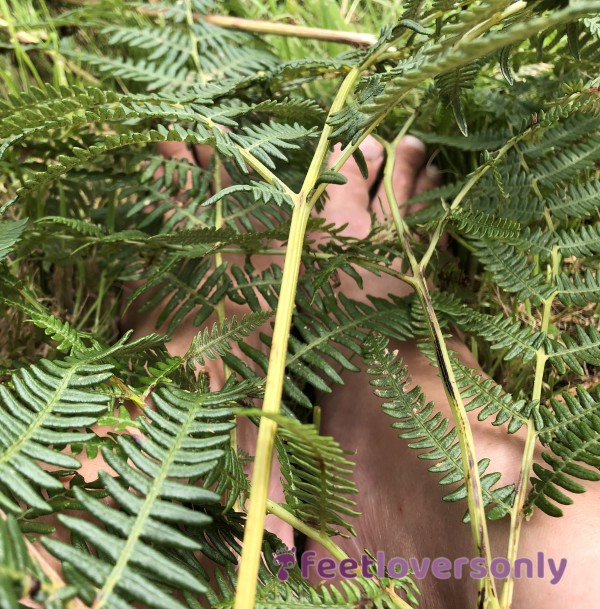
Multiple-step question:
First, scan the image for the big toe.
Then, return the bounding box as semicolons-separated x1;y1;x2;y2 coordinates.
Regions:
318;136;385;239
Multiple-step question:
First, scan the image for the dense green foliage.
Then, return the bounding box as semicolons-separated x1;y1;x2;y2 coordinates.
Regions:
0;1;598;608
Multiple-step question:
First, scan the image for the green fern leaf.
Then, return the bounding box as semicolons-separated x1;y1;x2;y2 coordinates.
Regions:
527;387;600;517
533;137;600;186
43;377;254;609
546;180;600;221
557;269;600;306
244;409;359;537
456;309;544;362
187;311;274;365
0;219;28;262
202;181;293;209
557;224;600;258
451;208;521;240
472;240;556;303
547;325;600;375
363;334;514;520
0;356;113;513
451;358;533;433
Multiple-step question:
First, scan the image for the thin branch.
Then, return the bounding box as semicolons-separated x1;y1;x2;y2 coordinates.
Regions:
203;15;377;47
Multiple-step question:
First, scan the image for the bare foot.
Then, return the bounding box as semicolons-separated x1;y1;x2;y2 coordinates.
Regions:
304;136;600;609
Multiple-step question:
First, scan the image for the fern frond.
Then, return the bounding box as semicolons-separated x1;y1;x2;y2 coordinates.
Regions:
522;114;600;159
509;227;556;257
557;224;600;258
533;136;600;186
63;50;195;91
0;218;27;261
101;24;193;71
547;325;600;375
203;181;294;209
363;334;515;520
455;310;544;362
203;445;249;513
225;273;413;408
451;358;533;433
243;409;359;538
416;127;512;151
527;387;600;517
472;240;556;303
35;216;104;237
546;180;600;221
230;121;317;169
187;311;274;366
127;257;230;336
557;269;600;306
434;61;481;135
43;377;255;609
0;355;113;513
451;208;521;240
27;313;100;353
0;514;67;609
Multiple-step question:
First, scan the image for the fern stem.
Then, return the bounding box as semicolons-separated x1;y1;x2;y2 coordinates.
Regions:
202;15;377;47
501;247;559;609
71;2;379;47
234;201;310;609
235;46;390;606
450;138;515;212
419;214;447;272
238;148;295;198
300;67;362;196
265;499;348;561
184;0;202;76
457;1;528;46
235;37;421;608
211;154;239;508
347;257;416;288
382;137;499;609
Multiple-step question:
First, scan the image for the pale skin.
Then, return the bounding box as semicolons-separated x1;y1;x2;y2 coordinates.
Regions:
87;136;600;608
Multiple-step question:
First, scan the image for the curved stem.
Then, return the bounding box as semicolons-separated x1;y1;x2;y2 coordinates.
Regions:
265;499;348;561
382;137;499;609
500;246;559;609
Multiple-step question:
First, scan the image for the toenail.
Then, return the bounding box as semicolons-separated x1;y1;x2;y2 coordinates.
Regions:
426;164;440;180
400;135;426;153
360;137;384;161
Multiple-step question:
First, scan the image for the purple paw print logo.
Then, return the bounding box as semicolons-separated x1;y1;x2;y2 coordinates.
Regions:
273;546;296;581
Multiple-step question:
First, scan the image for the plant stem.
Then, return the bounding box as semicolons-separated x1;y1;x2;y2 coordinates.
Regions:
265;499;348;561
233;200;310;609
184;0;202;75
500;247;559;609
210;155;239;509
62;2;379;46
234;35;411;608
382;137;499;609
202;15;377;47
300;67;361;196
238;148;296;199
